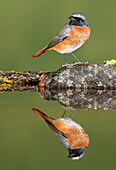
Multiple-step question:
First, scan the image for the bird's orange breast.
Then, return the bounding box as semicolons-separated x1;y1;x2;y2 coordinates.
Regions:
53;119;89;148
69;25;90;43
49;26;90;53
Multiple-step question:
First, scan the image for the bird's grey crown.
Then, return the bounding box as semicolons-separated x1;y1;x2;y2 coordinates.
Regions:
71;13;86;21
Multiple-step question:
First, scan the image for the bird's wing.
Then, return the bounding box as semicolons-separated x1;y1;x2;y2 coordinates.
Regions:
32;108;70;148
47;23;71;49
48;123;70;149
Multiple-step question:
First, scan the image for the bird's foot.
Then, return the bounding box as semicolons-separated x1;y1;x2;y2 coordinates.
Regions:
73;61;89;65
62;61;89;67
62;63;72;67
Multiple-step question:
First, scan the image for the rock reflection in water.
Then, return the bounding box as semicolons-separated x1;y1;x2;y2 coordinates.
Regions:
32;108;89;160
39;88;116;110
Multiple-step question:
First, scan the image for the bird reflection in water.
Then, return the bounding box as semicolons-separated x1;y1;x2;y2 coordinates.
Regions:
32;108;89;160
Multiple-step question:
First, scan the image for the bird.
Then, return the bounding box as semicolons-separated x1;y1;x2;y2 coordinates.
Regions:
32;12;90;63
32;108;89;160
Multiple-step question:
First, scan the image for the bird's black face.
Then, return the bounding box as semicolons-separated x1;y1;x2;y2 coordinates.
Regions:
68;147;87;160
69;13;88;27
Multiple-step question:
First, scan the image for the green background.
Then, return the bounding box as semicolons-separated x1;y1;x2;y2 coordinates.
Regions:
1;0;116;72
0;0;116;170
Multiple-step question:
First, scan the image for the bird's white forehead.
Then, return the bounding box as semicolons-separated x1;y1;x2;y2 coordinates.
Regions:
71;13;86;20
71;151;85;161
71;156;81;161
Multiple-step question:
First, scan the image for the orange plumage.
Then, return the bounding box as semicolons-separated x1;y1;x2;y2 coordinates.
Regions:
32;46;48;57
32;108;89;148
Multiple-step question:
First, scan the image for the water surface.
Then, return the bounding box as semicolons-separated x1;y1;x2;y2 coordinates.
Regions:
0;89;116;170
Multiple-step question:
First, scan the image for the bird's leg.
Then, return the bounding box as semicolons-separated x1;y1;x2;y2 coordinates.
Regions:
70;109;80;118
62;109;67;118
62;54;68;64
71;53;81;63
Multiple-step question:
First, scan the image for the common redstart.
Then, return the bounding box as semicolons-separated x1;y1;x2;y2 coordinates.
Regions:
32;13;90;63
32;108;89;160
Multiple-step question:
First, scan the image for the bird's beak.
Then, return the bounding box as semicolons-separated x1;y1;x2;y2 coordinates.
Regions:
67;155;70;158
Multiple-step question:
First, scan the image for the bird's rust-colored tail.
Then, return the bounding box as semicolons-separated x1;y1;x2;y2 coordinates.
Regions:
32;46;48;58
32;108;54;123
